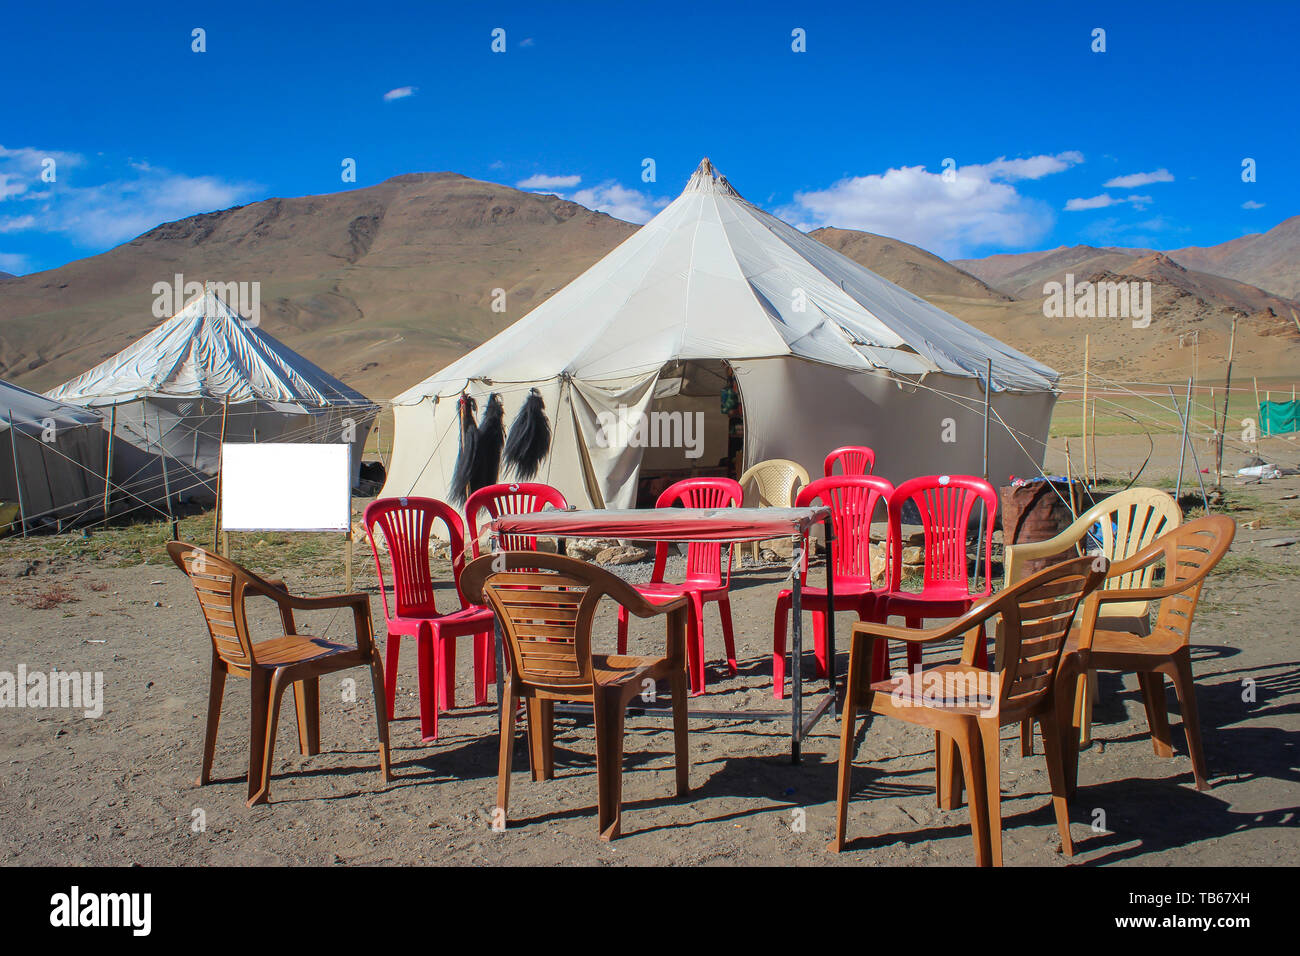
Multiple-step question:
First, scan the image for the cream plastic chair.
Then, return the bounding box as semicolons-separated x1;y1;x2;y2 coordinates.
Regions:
1003;487;1182;750
738;459;811;562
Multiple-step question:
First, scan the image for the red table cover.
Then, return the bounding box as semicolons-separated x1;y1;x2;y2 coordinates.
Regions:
487;506;830;543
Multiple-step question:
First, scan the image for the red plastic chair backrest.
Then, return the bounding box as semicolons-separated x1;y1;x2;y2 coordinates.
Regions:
650;477;744;587
794;475;895;588
824;445;876;477
887;475;997;596
465;482;569;558
363;496;469;622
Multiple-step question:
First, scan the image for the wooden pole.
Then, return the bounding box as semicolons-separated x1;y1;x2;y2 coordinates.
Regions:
1063;440;1078;521
1210;387;1218;459
213;394;230;552
103;404;117;517
1090;400;1098;486
1081;335;1090;488
1173;383;1189;502
1215;319;1237;483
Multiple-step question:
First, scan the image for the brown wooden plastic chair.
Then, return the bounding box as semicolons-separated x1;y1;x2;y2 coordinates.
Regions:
1057;514;1236;793
830;556;1104;866
168;541;392;806
1005;487;1182;750
461;551;691;840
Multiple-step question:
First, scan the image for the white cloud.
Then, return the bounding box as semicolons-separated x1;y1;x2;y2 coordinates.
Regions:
0;252;26;274
566;182;668;224
517;173;582;190
972;151;1085;181
1242;200;1265;210
0;145;83;199
383;86;417;101
1103;168;1174;188
1079;215;1178;248
1065;193;1152;211
1;145;258;247
777;152;1084;257
0;215;36;233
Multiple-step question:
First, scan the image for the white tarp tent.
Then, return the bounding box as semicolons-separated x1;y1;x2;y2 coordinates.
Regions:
47;286;378;507
1;379;107;530
382;158;1059;510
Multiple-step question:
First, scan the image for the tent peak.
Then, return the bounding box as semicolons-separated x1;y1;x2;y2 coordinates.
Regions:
684;157;742;199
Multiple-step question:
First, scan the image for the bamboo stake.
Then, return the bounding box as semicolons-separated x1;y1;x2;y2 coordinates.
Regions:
1210;387;1218;457
1173;384;1189;502
213;394;230;552
1215;319;1237;483
1063;440;1078;521
1254;376;1263;443
1090;400;1098;486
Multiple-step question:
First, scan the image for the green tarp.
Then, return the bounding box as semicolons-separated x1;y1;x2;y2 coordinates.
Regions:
1260;400;1300;436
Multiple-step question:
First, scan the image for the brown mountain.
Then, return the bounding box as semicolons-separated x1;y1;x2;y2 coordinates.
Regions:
0;173;638;398
957;214;1300;302
1165;215;1300;299
809;227;1010;301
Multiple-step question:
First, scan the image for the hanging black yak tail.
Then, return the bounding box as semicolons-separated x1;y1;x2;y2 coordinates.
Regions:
504;387;551;481
470;393;506;494
449;393;478;505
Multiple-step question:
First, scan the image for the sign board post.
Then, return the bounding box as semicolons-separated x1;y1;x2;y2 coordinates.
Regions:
219;443;354;588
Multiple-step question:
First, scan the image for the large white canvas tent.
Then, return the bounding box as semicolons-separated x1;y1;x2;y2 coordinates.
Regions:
382;159;1059;511
1;379;107;531
47;286;378;508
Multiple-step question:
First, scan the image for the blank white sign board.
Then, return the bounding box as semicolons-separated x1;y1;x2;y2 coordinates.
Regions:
220;443;351;532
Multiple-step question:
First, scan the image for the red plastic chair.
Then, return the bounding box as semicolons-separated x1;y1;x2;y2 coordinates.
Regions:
615;477;743;694
824;445;876;477
772;476;894;699
362;497;495;742
873;475;997;680
465;482;569;558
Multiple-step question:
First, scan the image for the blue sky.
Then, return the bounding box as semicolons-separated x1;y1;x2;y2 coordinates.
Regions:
2;0;1296;275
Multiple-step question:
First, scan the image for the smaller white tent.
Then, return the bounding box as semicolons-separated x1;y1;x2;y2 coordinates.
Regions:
1;379;107;531
47;287;378;508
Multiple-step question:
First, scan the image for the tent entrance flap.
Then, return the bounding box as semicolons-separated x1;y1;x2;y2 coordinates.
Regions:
634;360;737;507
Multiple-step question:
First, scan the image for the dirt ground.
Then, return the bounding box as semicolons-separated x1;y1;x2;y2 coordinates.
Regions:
2;433;1298;866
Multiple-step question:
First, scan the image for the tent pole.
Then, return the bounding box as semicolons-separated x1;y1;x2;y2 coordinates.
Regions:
7;409;28;537
975;360;991;592
103;404;116;518
157;406;175;526
213;394;230;553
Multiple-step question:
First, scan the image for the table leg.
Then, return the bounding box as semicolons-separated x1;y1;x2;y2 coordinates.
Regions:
791;534;803;764
824;516;837;714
